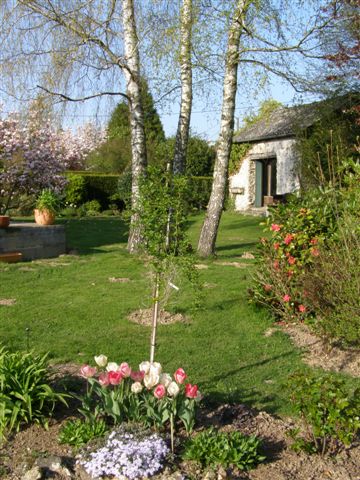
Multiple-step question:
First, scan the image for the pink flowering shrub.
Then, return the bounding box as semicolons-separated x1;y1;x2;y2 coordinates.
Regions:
250;190;339;322
78;357;201;435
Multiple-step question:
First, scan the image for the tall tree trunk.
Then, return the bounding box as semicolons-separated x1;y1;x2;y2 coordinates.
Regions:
197;1;247;257
173;0;193;175
122;0;147;253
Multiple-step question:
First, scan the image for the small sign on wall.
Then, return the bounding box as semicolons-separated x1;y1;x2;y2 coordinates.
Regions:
230;187;245;195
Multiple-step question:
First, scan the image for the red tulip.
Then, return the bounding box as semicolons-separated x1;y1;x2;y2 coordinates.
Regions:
154;384;166;399
185;383;198;399
174;368;187;384
131;370;145;382
108;370;123;385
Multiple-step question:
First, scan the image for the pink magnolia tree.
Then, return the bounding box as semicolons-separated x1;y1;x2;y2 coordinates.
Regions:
0;111;105;214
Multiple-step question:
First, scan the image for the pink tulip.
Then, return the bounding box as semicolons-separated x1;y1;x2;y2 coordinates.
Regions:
298;304;306;313
185;383;198;399
108;371;123;385
174;368;187;384
283;294;291;302
154;384;166;399
80;365;97;378
98;372;110;387
119;362;131;378
131;370;145;382
271;224;281;232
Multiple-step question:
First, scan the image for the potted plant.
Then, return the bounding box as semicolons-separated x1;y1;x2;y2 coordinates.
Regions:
34;189;59;225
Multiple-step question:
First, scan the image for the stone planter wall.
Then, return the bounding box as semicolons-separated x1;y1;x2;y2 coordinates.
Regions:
0;223;66;260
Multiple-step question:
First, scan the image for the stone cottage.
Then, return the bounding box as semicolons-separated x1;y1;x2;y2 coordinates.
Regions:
229;102;321;213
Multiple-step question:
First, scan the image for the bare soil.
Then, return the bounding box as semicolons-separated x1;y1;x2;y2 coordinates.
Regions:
128;309;188;326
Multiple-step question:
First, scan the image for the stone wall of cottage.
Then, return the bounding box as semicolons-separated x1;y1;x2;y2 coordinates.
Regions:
229;138;300;211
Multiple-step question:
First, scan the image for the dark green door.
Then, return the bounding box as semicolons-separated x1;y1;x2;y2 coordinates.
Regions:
255;161;263;207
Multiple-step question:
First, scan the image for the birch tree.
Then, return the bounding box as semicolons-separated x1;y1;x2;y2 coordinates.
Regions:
173;0;193;175
197;0;249;257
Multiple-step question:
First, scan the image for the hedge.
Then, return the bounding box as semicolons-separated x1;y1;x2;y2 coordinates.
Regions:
64;172;213;211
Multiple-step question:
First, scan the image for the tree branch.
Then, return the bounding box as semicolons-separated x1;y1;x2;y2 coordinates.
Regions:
37;85;129;102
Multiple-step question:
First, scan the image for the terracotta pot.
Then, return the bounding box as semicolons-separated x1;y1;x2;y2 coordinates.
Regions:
0;215;10;228
0;252;22;263
34;209;55;226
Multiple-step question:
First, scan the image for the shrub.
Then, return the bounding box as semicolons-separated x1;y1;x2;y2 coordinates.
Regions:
182;427;265;471
0;347;67;438
187;176;213;210
58;418;108;448
64;173;86;206
302;214;360;346
81;200;102;216
288;372;360;455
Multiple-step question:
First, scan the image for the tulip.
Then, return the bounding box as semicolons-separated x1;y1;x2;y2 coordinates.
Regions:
80;365;97;378
174;368;187;384
185;383;198;399
106;362;119;372
119;362;131;378
131;370;145;382
108;371;123;385
94;354;108;368
139;361;151;374
154;384;166;399
167;381;180;398
283;294;291;302
298;304;306;313
98;372;110;387
144;369;160;389
131;381;143;394
271;224;281;232
160;373;172;388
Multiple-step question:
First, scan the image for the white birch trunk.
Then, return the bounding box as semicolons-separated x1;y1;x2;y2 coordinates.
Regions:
173;0;193;175
197;1;247;257
122;0;147;253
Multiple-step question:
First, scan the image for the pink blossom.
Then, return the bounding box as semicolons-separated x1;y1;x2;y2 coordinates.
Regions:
98;372;110;387
108;371;123;385
310;238;318;245
298;304;306;313
311;248;320;257
80;365;97;378
271;224;281;232
131;370;145;382
174;368;187;384
273;260;280;270
274;242;280;250
185;384;199;399
119;362;131;378
154;384;166;399
284;233;294;245
283;294;291;302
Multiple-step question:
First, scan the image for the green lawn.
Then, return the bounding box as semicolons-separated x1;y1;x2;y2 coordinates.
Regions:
0;213;354;415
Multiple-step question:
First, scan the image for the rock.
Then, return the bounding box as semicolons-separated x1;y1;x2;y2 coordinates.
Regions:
36;455;72;477
23;466;42;480
203;470;216;480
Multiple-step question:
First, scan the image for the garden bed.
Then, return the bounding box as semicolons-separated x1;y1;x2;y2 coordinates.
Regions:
1;398;359;479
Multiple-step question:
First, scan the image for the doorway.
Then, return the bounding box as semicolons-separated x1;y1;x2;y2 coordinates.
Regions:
254;158;277;207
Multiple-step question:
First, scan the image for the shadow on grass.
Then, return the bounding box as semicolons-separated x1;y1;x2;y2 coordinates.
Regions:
60;217;129;254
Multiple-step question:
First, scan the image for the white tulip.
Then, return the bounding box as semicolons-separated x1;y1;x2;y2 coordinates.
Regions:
106;362;119;372
167;381;180;397
152;362;162;375
160;373;172;388
94;354;108;368
131;382;143;394
139;361;151;374
144;370;160;389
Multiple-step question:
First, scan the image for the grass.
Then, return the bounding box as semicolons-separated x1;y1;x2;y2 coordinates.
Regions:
0;212;356;416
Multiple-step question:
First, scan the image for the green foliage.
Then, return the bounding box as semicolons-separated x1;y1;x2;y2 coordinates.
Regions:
64;173;86;206
288;372;360;455
58;418;108;448
35;189;59;213
241;99;283;127
182;427;265;471
155;136;215;177
296;94;360;189
229;143;250;175
0;347;67;438
90;79;165;173
81;200;102;216
187;176;213;210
